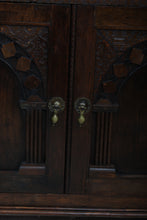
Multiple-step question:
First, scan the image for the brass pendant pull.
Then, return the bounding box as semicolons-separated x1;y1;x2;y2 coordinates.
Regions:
48;97;65;126
75;97;91;126
78;110;85;125
51;110;58;125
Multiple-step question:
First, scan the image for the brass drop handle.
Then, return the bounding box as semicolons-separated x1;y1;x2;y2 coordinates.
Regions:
75;97;91;126
78;110;85;125
48;97;65;126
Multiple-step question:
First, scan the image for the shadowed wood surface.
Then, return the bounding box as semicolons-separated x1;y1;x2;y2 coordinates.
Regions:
95;7;147;30
0;3;71;194
111;66;147;174
68;5;96;194
0;217;146;220
0;60;25;170
0;0;147;6
0;193;147;209
0;1;146;219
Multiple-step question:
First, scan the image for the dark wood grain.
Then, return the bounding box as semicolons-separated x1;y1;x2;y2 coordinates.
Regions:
0;193;147;210
0;3;51;25
95;7;147;30
111;65;147;174
68;5;96;193
1;0;147;6
26;111;30;162
46;5;71;193
0;207;147;219
91;112;113;166
0;60;25;170
65;5;77;193
0;1;147;219
87;175;147;197
0;3;70;194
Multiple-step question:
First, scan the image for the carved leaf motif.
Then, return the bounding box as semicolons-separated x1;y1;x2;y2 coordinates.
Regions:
130;48;144;65
24;75;41;89
94;30;147;97
1;42;16;58
103;81;117;93
113;63;128;78
0;25;48;90
0;32;43;99
16;57;31;72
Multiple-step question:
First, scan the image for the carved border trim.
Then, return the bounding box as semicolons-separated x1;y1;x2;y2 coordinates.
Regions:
65;5;77;193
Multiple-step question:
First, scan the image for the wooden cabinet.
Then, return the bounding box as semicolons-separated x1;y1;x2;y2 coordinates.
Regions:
0;1;147;219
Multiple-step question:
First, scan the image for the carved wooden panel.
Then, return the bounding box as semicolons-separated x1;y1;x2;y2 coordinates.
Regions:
95;41;147;103
111;65;147;174
94;30;147;99
90;112;113;166
20;102;47;164
91;41;147;168
0;32;43;100
0;25;48;91
92;7;147;168
0;32;46;172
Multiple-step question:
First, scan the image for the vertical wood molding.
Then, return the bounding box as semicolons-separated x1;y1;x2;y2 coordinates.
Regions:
30;109;34;163
26;110;30;163
108;112;113;165
95;112;113;166
38;109;42;163
65;4;77;193
91;112;113;167
46;5;71;193
69;5;96;193
20;101;47;167
25;109;45;164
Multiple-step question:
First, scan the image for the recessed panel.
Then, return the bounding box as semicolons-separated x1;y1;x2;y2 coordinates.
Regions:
111;66;147;174
0;60;25;170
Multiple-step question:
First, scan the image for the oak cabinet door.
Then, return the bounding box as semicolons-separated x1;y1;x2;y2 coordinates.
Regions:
0;3;70;193
67;5;147;208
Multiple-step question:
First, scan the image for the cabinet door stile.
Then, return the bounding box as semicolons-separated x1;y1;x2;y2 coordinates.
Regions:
46;5;71;193
68;5;96;193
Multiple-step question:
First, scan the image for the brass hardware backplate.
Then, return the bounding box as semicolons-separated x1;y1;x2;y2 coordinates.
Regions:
48;97;65;113
74;97;91;126
74;97;91;114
